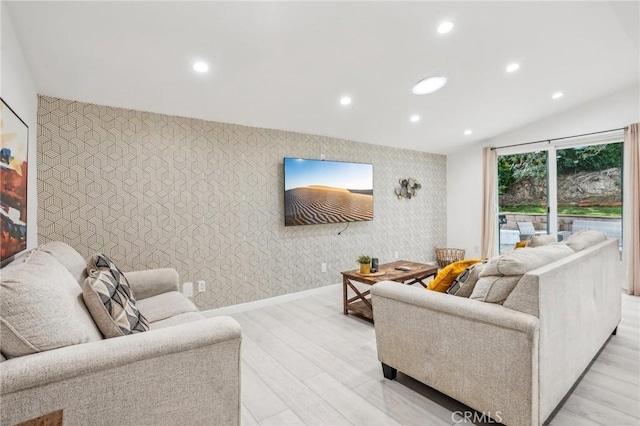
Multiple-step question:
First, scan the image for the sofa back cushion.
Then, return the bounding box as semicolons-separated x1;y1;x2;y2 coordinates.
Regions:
37;241;88;285
0;250;102;358
563;230;607;252
471;244;574;304
527;234;557;247
481;243;574;276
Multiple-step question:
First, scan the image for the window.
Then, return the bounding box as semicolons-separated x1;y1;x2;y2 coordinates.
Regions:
497;135;623;254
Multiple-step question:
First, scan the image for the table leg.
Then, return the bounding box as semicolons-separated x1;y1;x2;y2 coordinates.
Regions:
343;276;348;315
343;278;374;319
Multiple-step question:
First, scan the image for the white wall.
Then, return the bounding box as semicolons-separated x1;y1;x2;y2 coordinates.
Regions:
446;144;484;258
1;4;39;249
447;84;640;255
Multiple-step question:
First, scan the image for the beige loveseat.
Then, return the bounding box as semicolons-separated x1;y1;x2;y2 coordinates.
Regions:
372;235;621;426
1;241;241;426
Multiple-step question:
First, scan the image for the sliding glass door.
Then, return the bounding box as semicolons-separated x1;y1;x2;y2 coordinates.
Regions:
498;151;549;253
497;140;623;254
556;143;623;246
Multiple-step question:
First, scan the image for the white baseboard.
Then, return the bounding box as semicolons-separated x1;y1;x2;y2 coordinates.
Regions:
201;283;341;317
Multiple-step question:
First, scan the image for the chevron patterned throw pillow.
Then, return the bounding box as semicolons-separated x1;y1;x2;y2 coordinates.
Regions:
82;253;149;337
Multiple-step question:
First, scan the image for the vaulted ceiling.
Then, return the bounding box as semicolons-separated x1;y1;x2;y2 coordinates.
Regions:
6;1;639;154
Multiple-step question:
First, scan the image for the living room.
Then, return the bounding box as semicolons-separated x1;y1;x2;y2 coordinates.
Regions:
1;1;639;425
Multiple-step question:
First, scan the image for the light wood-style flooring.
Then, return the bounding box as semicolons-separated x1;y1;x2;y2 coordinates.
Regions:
208;285;640;425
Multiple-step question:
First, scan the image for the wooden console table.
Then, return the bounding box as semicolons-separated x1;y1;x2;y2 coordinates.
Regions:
341;260;439;320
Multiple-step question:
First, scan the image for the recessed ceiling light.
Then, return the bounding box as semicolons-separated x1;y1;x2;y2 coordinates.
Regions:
506;63;520;73
464;129;472;136
339;96;352;106
437;21;454;34
193;61;209;73
412;76;448;95
552;91;564;99
410;115;420;123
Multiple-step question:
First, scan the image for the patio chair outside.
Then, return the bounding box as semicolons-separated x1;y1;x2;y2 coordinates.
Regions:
517;221;546;241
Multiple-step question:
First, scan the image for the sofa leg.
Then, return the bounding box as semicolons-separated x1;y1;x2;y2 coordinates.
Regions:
612;326;618;336
381;363;397;380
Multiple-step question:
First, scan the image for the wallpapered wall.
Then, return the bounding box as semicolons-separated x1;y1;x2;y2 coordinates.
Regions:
37;95;446;309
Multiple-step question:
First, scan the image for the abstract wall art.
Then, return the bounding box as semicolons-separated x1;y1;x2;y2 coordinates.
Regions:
1;98;29;263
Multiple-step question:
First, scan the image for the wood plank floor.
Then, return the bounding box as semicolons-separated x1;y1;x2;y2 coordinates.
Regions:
208;286;640;425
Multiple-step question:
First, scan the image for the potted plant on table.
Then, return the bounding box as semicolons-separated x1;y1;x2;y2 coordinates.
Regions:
356;254;372;274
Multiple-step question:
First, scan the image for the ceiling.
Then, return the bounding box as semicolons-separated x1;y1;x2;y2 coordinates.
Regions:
6;1;639;155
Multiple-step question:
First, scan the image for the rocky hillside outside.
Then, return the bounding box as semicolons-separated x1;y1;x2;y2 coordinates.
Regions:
499;143;623;214
500;167;621;207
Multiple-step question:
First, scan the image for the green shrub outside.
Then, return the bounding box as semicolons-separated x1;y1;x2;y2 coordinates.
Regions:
498;143;623;198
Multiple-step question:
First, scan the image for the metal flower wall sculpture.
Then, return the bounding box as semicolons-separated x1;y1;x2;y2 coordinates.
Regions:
395;178;421;199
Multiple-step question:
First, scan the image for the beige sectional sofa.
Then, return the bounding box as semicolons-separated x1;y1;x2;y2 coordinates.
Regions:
372;234;622;426
1;241;242;426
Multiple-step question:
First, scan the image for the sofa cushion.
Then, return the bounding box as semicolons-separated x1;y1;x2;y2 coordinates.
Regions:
471;244;574;304
37;241;88;285
481;244;575;277
469;275;522;304
447;261;487;297
149;312;205;330
563;230;607;252
0;250;102;358
136;291;199;323
527;234;557;247
82;270;149;338
427;259;482;293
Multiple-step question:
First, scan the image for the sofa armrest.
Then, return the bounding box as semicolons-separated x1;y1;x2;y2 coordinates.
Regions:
532;238;622;422
124;268;179;299
1;317;241;425
371;282;539;426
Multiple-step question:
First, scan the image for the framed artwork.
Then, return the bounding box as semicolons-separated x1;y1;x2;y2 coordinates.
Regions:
1;98;29;263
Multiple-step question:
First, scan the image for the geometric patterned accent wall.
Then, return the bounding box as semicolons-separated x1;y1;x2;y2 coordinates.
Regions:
37;95;446;310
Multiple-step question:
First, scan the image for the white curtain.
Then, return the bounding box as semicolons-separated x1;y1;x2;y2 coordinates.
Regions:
481;147;498;258
623;123;640;296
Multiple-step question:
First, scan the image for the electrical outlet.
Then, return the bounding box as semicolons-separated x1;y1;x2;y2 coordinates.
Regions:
394;251;399;259
474;245;480;254
197;280;206;292
321;263;327;272
183;282;193;298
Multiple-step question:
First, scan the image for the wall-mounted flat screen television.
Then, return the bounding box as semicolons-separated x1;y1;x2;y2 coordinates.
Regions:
284;158;373;226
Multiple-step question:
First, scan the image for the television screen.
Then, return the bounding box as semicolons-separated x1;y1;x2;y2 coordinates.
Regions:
284;158;373;226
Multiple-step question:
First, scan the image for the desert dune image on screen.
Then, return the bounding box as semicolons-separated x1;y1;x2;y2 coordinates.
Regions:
284;158;373;226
